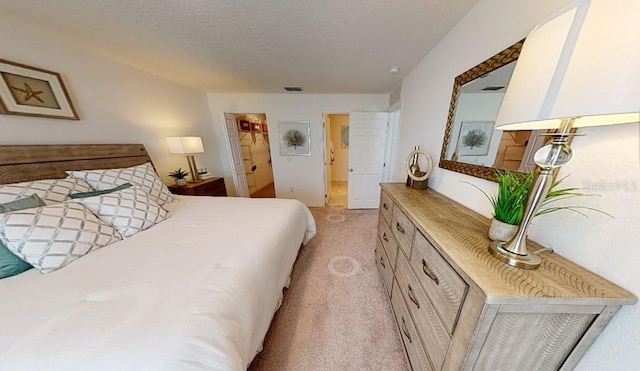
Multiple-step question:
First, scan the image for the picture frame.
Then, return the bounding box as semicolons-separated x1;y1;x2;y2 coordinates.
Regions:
341;126;349;148
0;59;79;120
237;119;251;132
278;120;310;156
456;120;494;156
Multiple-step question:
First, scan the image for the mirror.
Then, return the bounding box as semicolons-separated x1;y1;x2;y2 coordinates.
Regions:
439;40;548;182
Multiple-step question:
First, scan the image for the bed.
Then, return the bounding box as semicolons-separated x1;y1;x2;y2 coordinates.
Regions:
0;144;316;370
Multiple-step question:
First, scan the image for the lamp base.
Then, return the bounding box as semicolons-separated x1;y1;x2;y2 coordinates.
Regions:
488;241;541;270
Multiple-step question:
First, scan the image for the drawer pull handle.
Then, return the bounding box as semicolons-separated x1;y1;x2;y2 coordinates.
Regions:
396;222;405;234
422;259;440;285
401;317;412;343
380;256;386;268
407;284;420;308
382;232;389;242
383;203;389;210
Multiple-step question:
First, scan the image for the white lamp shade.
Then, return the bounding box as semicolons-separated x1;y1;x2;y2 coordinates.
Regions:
495;0;640;130
166;136;204;154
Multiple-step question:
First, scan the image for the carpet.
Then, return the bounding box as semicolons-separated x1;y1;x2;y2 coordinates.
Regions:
249;205;409;370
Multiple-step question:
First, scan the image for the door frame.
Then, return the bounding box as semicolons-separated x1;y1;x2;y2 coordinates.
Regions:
323;114;331;205
322;111;401;206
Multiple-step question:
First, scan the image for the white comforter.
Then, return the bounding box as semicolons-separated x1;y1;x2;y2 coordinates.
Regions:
0;196;316;371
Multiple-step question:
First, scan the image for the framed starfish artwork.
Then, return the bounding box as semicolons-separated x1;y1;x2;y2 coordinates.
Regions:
0;59;79;120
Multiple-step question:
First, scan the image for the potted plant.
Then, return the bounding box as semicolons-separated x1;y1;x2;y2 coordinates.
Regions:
168;168;189;186
468;170;609;241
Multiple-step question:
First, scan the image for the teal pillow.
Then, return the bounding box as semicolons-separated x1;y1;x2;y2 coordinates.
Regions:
68;183;132;199
0;193;46;212
0;194;45;279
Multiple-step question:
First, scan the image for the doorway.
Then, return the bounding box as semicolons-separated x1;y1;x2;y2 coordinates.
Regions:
324;112;394;209
223;113;276;198
324;113;350;207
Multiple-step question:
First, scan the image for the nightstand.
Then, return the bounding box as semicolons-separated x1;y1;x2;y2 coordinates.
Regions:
168;177;227;197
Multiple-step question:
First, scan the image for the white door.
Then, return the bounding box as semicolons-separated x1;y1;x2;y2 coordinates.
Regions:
222;112;250;197
348;112;389;209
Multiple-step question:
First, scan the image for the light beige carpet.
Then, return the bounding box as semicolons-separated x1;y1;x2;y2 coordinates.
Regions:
249;205;409;370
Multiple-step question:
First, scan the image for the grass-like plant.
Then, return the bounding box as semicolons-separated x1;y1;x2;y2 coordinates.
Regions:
168;168;189;180
467;170;611;226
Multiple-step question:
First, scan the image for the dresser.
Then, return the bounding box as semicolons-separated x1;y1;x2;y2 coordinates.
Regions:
168;177;227;197
375;183;635;371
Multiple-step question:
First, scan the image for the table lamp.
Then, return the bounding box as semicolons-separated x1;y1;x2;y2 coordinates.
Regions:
489;0;640;269
166;136;205;182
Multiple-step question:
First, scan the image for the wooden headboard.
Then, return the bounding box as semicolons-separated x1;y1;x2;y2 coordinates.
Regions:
0;144;154;184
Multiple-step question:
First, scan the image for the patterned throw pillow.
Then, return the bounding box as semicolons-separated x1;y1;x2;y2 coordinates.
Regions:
67;163;176;206
0;194;45;279
0;179;94;205
74;186;168;238
0;202;123;273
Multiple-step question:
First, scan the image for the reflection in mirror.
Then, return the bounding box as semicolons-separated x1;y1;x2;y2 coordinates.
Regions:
439;40;549;181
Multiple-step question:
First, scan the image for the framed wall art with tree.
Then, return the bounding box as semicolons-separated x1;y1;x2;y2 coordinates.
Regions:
278;120;310;156
456;120;494;156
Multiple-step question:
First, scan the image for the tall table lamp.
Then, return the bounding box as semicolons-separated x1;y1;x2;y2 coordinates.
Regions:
489;0;640;269
166;136;205;182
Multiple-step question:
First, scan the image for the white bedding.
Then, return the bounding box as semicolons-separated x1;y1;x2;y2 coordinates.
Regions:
0;196;316;370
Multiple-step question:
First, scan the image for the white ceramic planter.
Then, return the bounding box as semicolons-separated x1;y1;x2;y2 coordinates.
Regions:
488;218;518;242
176;178;187;186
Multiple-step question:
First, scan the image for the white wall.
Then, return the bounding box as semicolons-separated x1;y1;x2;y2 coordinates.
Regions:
329;114;350;181
207;94;388;205
397;0;639;369
0;17;221;182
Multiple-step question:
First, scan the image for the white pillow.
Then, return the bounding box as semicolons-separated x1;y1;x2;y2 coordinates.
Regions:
0;178;94;205
0;202;122;273
67;162;176;206
74;186;168;238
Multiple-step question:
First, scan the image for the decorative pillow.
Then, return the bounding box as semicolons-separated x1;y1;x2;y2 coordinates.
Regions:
68;183;132;199
0;194;45;279
67;163;176;206
74;186;168;238
0;178;94;205
0;202;123;273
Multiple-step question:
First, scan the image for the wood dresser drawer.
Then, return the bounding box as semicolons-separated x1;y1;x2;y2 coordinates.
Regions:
380;191;394;226
391;280;433;371
378;217;398;270
411;230;467;333
375;239;394;297
391;206;415;259
396;251;450;370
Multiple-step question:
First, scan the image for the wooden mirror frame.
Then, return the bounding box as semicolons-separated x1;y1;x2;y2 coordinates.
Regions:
439;40;524;182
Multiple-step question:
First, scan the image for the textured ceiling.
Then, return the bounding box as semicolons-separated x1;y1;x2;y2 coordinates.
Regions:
0;0;479;93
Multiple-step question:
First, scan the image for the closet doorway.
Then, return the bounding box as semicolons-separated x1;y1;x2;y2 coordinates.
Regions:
225;113;275;198
323;113;349;207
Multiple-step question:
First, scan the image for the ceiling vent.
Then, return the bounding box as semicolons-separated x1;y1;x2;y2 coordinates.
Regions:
284;86;303;92
481;86;505;91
